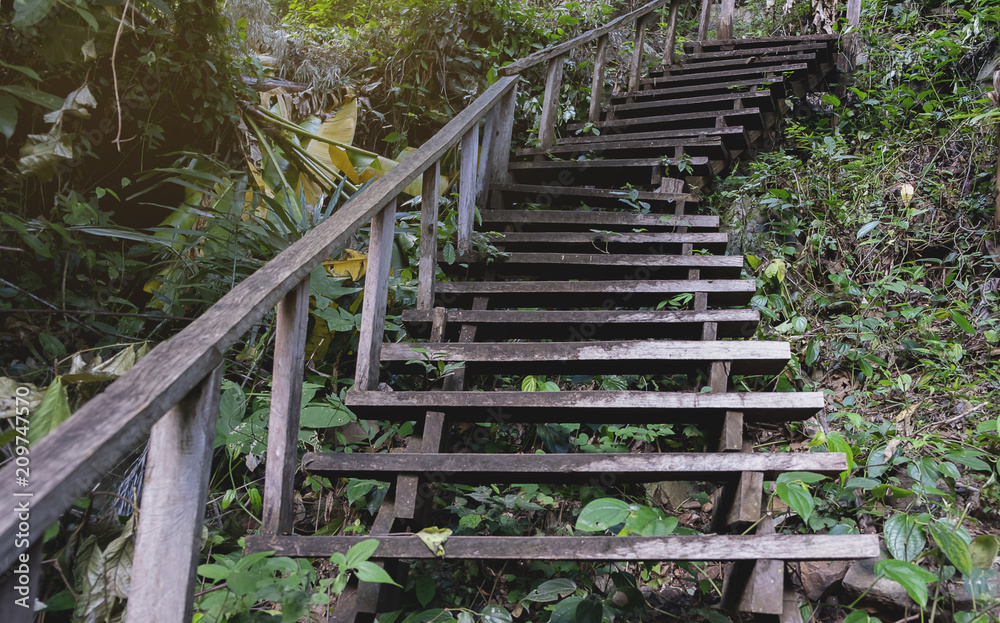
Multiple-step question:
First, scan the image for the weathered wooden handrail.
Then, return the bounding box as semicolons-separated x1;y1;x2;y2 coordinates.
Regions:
0;74;518;574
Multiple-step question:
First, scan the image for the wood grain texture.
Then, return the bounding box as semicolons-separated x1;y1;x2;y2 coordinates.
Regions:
485;83;519;192
697;0;712;41
662;0;681;65
628;15;649;92
417;162;440;311
262;278;311;535
500;0;669;75
718;0;736;40
244;534;880;561
458;125;479;253
538;55;565;149
476;108;497;207
355;201;397;391
589;34;610;123
129;364;223;623
0;74;517;571
344;390;825;423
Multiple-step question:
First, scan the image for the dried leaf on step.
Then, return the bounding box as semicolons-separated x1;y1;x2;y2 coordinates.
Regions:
416;527;452;557
323;249;367;281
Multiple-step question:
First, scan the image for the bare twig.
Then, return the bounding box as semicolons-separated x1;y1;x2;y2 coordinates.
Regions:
111;0;133;151
913;403;986;436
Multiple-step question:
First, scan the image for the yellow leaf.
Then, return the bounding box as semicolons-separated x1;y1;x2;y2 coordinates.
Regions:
900;183;914;207
306;98;358;169
323;249;367;281
328;145;360;184
415;527;452;557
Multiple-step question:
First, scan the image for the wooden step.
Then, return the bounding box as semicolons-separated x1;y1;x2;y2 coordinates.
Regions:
507;156;713;186
610;77;789;105
489;184;699;213
515;137;726;160
638;63;810;90
301;451;849;483
434;279;755;308
683;34;837;54
402;308;758;341
489;231;728;254
381;340;790;376
565;107;765;134
560;125;750;151
441;252;744;280
345;389;823;422
651;52;818;77
480;208;713;230
676;41;833;65
246;534;881;562
603;90;778;120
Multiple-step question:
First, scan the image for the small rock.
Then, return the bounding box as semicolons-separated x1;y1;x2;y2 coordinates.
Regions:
842;557;917;614
799;560;851;601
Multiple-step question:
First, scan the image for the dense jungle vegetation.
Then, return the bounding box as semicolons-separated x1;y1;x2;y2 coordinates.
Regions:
1;0;999;621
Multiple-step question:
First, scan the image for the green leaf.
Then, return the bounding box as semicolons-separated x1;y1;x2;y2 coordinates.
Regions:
0;94;17;139
884;514;926;562
844;611;876;623
775;481;814;524
415;575;435;607
299;404;352;428
776;471;829;485
548;597;585;623
970;535;999;569
763;259;786;283
352;560;400;586
951;310;975;333
29;377;70;444
928;519;972;576
874;559;936;608
575;498;632;532
345;539;379;568
196;563;231;580
12;0;58;28
805;338;820;366
624;506;678;536
346;479;379;506
38;332;66;358
480;605;513;623
0;85;63;110
523;578;576;603
857;220;880;239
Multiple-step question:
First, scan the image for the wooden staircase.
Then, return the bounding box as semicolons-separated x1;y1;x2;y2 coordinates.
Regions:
246;30;879;622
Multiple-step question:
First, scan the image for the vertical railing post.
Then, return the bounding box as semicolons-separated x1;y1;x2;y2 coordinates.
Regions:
476;109;496;208
718;0;736;40
129;360;223;622
485;82;519;206
417;162;441;311
845;0;863;66
662;0;681;66
458;125;479;254
355;200;397;391
698;0;712;41
261;277;310;535
538;56;565;149
589;35;610;124
628;15;650;93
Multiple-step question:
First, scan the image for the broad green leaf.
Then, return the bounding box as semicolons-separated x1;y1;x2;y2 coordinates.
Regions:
970;535;999;569
29;377;70;444
523;578;576;603
299;404;352;428
480;605;513;623
776;471;829;485
775;481;814;524
857;220;879;239
874;559;936;608
0;85;63;110
196;563;231;580
38;332;66;358
844;611;876;623
415;574;435;607
575;498;632;532
352;560;400;585
0;94;17;139
951;310;975;333
346;479;380;506
12;0;58;28
884;514;925;562
805;338;820;366
929;519;972;576
548;597;585;623
415;527;452;557
624;506;678;536
345;539;380;568
763;259;786;283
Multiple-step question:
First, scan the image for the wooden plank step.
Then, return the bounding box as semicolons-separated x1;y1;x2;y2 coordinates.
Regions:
651;52;819;76
506;157;714;183
490;184;699;212
515;137;725;160
638;63;810;89
488;231;728;254
683;34;837;54
434;279;755;308
301;452;848;483
345;388;823;422
603;90;778;119
480;208;713;230
381;340;791;376
560;126;750;151
246;534;881;562
402;308;758;341
675;41;832;63
609;77;788;105
441;253;744;280
565;107;764;133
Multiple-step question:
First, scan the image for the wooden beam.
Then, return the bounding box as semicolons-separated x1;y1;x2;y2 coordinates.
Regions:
486;82;519;195
261;277;310;535
245;534;881;561
721;517;785;615
662;0;681;65
698;0;712;42
538;55;565;149
500;0;669;76
129;364;223;622
718;0;736;40
0;74;518;572
476;109;496;207
458;125;478;254
355;201;397;391
417;162;440;311
588;34;610;124
628;15;650;92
